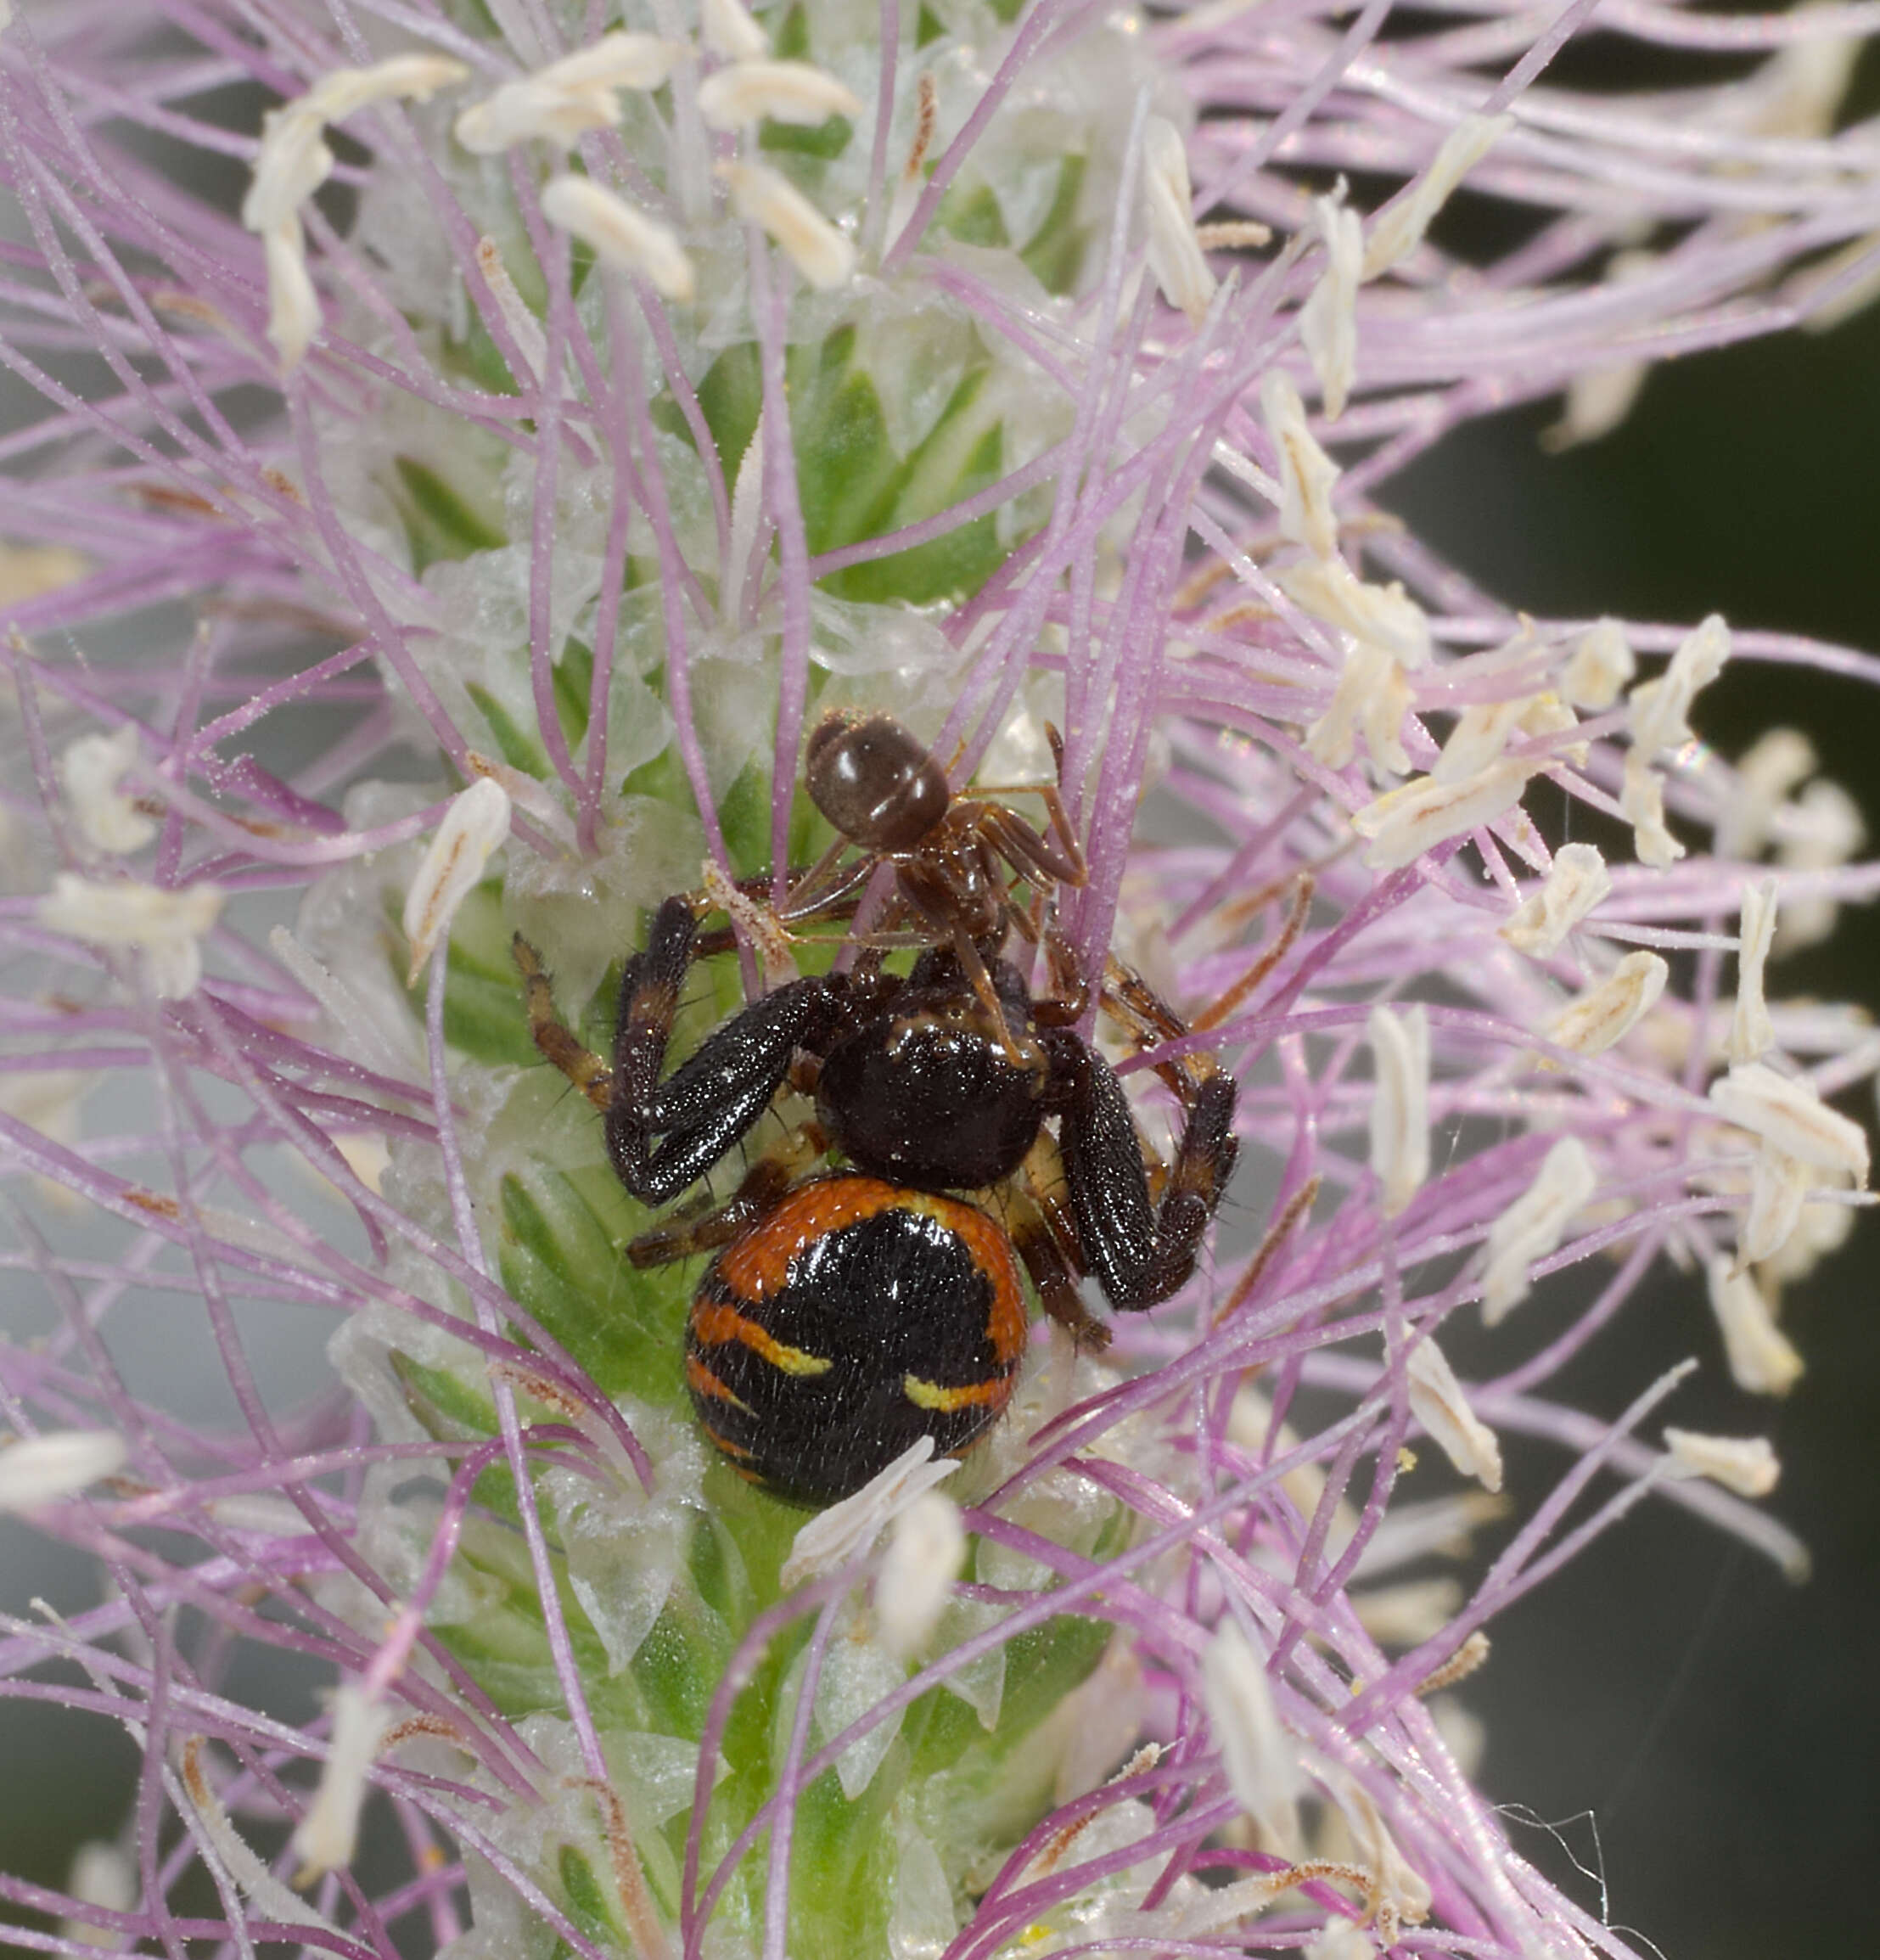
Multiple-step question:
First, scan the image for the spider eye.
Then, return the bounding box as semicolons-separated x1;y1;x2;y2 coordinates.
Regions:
805;712;949;851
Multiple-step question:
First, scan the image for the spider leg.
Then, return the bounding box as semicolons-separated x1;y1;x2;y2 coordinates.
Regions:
1049;1016;1239;1315
604;895;849;1206
1007;1132;1110;1347
626;1120;830;1268
513;934;614;1111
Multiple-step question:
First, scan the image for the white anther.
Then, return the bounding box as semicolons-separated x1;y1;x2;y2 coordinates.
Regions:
874;1490;965;1660
59;726;156;855
1200;1619;1303;1856
1739;1144;1813;1268
1709;1060;1870;1181
243;55;469;369
454;34;687;151
473;237;547;383
1362;112;1512;280
1628;613;1731;759
0;1430;126;1512
1406;1334;1503;1492
1480;1136;1595;1324
1277;553;1429;669
1328;1774;1434;1931
59;1841;137;1950
1706;1256;1803;1396
401;778;511;986
1299;193;1361;418
1662;1428;1780;1498
1777;777;1865;949
1729;880;1778;1065
1620;751;1682;869
259;222;322;372
698;59;864;131
1351;1577;1462;1646
718;160;855;289
1545;950;1667;1059
1369;1002;1429;1219
1260;371;1338;559
702;0;772;59
1353;760;1535;874
292;1682;394;1883
782;1436;958;1587
1433;695;1532;785
1718;727;1815;859
38;874;224;1000
1501;843;1610;958
540;174;697;302
1143;116;1216;329
1560;617;1636;710
1307;641;1411;776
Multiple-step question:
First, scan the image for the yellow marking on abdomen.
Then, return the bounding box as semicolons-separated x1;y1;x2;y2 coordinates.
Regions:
691;1300;832;1377
903;1373;1013;1413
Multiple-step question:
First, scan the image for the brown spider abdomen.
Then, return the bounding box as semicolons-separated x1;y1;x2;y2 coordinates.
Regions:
805;710;950;851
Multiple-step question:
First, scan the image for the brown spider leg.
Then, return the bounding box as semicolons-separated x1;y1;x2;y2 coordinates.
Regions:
1010;1132;1110;1347
968;799;1086;890
513;934;614;1111
626;1120;830;1268
895;855;1028;1062
968;720;1087;886
1030;919;1092;1029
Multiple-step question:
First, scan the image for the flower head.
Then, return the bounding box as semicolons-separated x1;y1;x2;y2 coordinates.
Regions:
3;1;1877;1957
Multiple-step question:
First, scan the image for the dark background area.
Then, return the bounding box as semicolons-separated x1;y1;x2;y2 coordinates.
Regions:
1384;301;1880;1957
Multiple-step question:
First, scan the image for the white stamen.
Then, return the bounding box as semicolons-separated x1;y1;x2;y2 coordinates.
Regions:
1620;751;1683;869
1776;778;1865;949
1352;1576;1462;1645
473;237;547;385
59;1842;137;1950
1362;112;1512;279
1260;371;1338;559
1369;1002;1429;1219
1709;1060;1870;1180
292;1683;394;1882
178;1738;331;1931
702;0;772;60
1330;1773;1434;1930
1740;1143;1812;1268
1433;694;1532;785
1548;359;1647;452
1501;842;1610;957
1277;554;1429;669
1662;1428;1780;1499
401;778;511;986
38;874;224;1000
718;160;855;289
1545;950;1667;1058
782;1436;957;1587
454;34;686;151
1729;880;1778;1065
59;726;157;855
1298;193;1361;418
242;56;469;369
724;410;767;622
874;1490;965;1660
1628;612;1731;758
260;222;321;372
1307;641;1410;776
1143;116;1216;329
540;175;697;303
1305;1918;1374;1960
1480;1136;1595;1324
1706;1257;1803;1396
1719;727;1815;859
1406;1335;1503;1492
0;1430;126;1511
698;59;864;131
1560;617;1636;711
1353;760;1534;874
1200;1619;1303;1856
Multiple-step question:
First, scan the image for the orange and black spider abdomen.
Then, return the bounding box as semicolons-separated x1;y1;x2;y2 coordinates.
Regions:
684;1173;1028;1505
